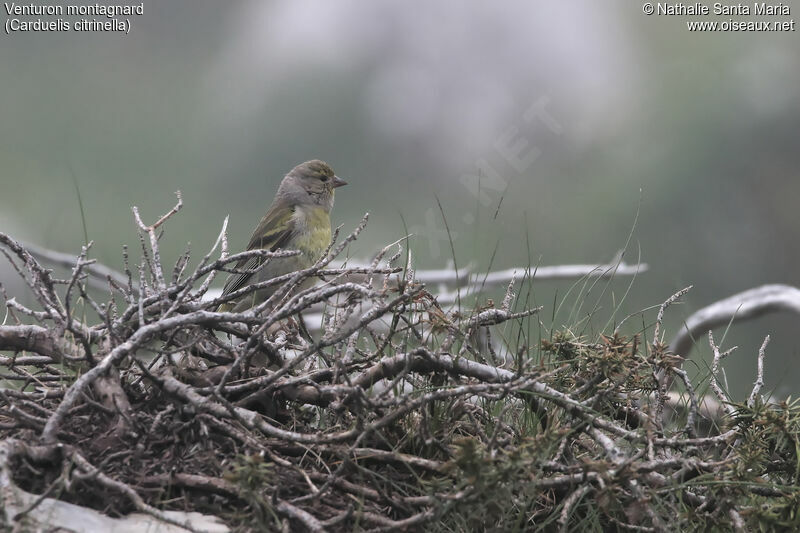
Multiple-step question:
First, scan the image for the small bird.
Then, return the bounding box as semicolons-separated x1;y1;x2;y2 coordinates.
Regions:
217;160;347;312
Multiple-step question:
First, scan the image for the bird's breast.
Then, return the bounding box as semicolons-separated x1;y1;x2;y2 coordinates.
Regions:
293;205;332;259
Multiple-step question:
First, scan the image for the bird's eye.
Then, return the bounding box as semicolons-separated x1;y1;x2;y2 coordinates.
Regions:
320;175;329;182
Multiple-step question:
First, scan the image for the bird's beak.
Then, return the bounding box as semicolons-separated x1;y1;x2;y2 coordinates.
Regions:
332;175;348;188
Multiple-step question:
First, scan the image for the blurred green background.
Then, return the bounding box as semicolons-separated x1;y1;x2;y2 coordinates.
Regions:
1;1;798;398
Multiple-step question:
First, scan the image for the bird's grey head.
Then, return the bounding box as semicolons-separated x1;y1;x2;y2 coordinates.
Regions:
275;160;347;212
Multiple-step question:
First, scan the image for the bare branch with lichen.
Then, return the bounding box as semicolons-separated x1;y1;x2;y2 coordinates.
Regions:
0;195;795;533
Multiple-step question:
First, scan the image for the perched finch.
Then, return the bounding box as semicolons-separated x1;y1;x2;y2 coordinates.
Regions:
218;160;346;312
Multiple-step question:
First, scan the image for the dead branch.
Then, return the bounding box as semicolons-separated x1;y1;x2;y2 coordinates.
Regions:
668;284;800;358
0;196;793;532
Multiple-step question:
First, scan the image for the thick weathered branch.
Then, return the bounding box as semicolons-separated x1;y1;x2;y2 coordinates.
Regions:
0;325;84;363
668;284;800;358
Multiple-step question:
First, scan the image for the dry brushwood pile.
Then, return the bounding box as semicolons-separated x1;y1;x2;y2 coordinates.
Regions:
1;195;799;532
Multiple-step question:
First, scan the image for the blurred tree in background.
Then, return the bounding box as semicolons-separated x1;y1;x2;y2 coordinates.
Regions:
1;1;798;397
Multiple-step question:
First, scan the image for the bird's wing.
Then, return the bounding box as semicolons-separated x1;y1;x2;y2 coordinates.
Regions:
220;205;296;298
